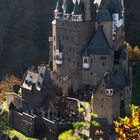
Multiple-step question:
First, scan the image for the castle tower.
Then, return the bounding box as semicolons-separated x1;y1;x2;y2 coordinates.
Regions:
50;0;132;128
51;0;96;93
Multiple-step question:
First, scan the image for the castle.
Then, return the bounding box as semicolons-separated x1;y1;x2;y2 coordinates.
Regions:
8;0;132;139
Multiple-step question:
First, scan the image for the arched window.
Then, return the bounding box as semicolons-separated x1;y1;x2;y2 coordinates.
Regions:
56;55;59;60
84;57;88;63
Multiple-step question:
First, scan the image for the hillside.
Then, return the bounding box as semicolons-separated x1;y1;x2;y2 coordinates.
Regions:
125;0;140;46
0;0;53;78
0;0;139;78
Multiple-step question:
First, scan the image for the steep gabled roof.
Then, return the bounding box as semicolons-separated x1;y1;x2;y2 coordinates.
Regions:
21;65;54;91
114;65;127;88
87;28;113;55
22;71;38;91
38;67;54;91
104;66;128;91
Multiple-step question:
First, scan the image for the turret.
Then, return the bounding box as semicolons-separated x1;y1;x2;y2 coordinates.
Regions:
71;0;83;22
112;0;124;28
111;0;124;42
112;13;124;28
54;0;63;19
120;0;124;9
84;0;92;21
63;0;74;20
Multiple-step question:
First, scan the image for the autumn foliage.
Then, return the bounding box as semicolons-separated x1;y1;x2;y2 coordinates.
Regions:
115;105;140;140
0;75;21;94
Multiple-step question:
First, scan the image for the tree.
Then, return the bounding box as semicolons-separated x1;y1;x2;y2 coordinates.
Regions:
58;102;103;140
114;105;140;140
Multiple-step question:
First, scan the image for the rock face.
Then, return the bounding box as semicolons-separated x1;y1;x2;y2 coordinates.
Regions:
0;0;139;78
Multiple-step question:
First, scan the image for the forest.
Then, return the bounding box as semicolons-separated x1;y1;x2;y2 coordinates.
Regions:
0;0;139;78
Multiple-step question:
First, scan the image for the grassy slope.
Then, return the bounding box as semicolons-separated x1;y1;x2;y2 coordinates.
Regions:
0;102;39;140
7;130;39;140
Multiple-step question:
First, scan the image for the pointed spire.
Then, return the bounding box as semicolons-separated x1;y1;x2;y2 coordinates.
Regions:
63;0;74;13
72;0;82;15
54;0;63;13
88;27;113;55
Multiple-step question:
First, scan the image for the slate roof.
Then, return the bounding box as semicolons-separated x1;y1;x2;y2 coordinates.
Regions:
22;71;38;90
120;47;127;60
38;66;54;91
54;0;63;13
87;28;113;55
72;1;82;15
96;0;123;21
90;1;97;19
96;7;112;21
62;0;74;13
22;65;54;91
112;0;122;19
104;66;128;91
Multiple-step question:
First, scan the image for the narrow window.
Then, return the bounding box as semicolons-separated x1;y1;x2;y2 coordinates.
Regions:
91;59;93;63
84;58;88;63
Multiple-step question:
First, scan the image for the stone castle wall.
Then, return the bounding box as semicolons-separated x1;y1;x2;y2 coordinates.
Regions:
6;92;23;108
9;110;36;137
52;20;95;91
22;88;51;109
82;54;113;85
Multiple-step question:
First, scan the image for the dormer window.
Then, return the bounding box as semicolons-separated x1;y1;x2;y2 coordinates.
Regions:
56;54;59;60
106;89;113;96
25;80;28;84
72;15;83;22
28;81;32;86
40;73;44;78
83;56;90;69
63;13;70;20
38;82;41;87
112;13;124;28
106;90;108;94
54;12;62;19
84;58;88;63
55;50;63;65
